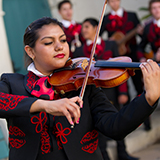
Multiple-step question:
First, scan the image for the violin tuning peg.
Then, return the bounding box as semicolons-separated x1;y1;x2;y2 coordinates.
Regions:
60;90;65;95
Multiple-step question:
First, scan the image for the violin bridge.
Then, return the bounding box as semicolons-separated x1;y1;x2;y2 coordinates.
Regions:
81;59;89;71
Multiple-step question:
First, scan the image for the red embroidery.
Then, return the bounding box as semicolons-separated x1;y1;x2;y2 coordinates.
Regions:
82;139;98;154
9;126;25;137
0;92;27;111
55;122;71;144
53;126;63;150
9;138;26;149
40;125;51;154
9;126;26;149
31;112;47;133
80;130;98;144
81;130;99;154
26;71;37;91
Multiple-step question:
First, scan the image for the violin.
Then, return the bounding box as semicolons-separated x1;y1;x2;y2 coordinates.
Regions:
49;56;136;95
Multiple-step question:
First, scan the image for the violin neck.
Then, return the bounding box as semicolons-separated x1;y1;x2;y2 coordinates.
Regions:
95;61;160;69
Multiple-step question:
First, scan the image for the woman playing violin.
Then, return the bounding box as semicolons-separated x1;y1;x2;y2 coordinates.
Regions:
1;17;160;160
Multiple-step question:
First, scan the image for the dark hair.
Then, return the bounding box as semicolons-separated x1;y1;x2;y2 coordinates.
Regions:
23;17;64;66
58;0;73;10
83;18;99;27
149;0;160;10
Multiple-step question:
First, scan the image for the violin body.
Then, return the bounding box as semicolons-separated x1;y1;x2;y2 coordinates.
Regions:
49;57;135;94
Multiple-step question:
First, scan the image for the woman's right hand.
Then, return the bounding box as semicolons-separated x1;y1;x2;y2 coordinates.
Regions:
30;96;83;125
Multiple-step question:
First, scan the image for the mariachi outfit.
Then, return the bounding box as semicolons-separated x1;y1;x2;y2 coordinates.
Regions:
62;19;85;58
137;19;160;60
100;7;143;98
73;37;131;160
0;62;157;160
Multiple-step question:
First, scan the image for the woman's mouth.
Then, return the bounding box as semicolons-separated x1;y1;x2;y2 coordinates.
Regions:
54;53;65;58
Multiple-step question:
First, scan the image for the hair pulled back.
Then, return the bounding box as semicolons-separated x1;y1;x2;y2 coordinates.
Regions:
24;17;64;66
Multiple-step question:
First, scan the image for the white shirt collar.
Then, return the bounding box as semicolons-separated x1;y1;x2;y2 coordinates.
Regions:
153;19;160;28
61;19;76;28
86;37;102;46
27;62;52;77
111;7;124;17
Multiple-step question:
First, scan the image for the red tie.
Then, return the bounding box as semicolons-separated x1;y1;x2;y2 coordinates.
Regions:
68;24;81;36
87;43;104;55
31;77;55;100
154;24;160;34
109;15;123;28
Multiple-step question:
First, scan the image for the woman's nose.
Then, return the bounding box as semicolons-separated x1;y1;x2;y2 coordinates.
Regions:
55;42;63;51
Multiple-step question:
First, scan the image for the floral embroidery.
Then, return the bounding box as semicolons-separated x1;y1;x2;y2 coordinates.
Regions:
9;126;25;137
40;125;51;154
9;138;26;149
54;122;71;145
31;112;47;133
81;130;99;154
0;92;27;111
80;130;98;144
9;126;26;149
82;139;98;154
26;71;37;91
52;125;63;150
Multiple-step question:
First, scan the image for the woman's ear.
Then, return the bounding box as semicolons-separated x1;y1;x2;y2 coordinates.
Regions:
24;45;35;60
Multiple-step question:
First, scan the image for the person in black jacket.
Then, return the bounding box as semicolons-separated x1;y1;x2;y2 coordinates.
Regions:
137;0;160;63
73;18;138;160
100;0;144;96
58;0;84;57
0;17;160;160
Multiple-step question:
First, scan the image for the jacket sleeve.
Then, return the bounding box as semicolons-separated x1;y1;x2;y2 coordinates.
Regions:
137;26;149;60
89;85;157;140
111;41;119;57
100;15;108;36
0;74;38;118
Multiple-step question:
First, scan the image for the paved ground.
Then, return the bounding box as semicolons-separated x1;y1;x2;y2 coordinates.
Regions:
132;142;160;160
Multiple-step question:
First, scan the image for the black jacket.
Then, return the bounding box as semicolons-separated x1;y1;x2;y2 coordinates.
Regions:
0;72;157;160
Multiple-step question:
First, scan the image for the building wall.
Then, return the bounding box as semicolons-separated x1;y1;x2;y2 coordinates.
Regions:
48;0;150;23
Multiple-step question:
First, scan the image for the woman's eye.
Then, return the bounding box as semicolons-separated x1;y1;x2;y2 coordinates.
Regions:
44;42;53;45
61;39;67;43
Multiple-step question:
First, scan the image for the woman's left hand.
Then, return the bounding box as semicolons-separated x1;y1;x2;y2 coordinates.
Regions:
140;59;160;106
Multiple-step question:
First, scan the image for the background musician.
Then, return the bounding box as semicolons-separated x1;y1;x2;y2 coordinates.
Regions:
73;18;138;160
100;0;144;97
58;0;84;57
137;0;160;63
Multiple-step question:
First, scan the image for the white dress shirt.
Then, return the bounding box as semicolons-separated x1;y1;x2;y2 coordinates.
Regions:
110;7;124;17
61;19;76;28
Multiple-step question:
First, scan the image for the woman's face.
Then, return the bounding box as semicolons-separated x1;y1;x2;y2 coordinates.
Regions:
26;24;69;75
